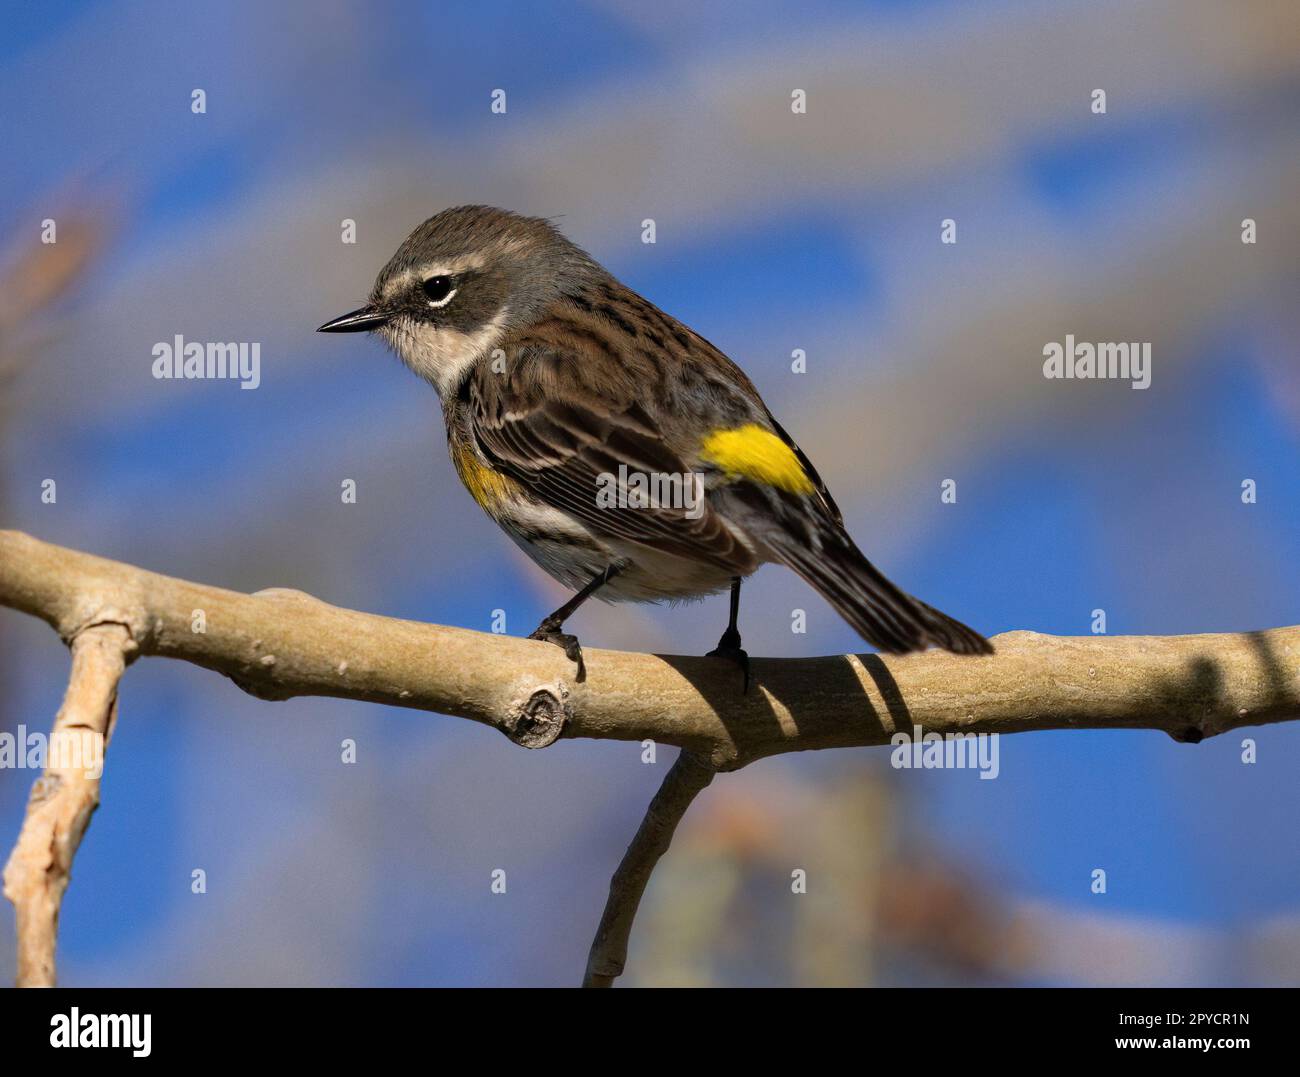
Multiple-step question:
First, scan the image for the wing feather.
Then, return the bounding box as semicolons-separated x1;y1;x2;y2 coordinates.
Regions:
466;344;757;574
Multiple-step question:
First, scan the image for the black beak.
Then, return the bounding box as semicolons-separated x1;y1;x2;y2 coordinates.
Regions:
316;306;391;333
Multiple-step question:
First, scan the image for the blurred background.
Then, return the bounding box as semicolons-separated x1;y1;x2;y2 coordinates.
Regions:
1;0;1298;986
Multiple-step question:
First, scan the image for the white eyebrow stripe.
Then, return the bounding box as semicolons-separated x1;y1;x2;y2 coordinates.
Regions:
380;254;487;300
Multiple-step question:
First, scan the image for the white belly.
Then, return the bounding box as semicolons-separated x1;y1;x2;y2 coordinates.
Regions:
497;501;749;603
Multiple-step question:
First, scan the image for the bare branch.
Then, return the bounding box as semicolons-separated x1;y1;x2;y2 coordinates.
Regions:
2;622;133;987
2;530;1295;769
583;751;715;987
1;528;1297;986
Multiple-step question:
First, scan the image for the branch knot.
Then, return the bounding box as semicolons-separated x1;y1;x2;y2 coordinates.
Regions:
504;684;570;748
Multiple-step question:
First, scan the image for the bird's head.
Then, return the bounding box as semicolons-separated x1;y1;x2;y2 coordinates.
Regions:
317;205;598;393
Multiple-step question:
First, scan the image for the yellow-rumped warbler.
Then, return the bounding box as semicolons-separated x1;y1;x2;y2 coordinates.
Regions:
319;206;991;682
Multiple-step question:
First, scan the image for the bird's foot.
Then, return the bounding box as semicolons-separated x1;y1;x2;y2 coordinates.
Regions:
706;627;750;693
528;619;586;681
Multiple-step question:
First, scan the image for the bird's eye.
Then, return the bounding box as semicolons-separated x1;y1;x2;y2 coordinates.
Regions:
421;275;456;307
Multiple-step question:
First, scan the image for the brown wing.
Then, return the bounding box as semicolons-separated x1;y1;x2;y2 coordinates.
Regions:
465;343;758;575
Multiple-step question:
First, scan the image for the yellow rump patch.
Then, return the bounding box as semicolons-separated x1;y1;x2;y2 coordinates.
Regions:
700;424;815;494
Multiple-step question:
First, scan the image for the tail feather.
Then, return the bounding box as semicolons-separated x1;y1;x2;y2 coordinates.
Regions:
909;596;995;656
766;530;993;656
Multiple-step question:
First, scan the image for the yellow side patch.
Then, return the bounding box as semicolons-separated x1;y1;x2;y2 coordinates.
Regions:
700;424;815;494
451;441;521;511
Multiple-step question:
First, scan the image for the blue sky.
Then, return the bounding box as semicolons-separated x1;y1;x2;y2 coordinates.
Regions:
2;0;1298;985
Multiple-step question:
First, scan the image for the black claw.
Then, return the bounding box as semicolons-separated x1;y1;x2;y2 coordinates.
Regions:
706;639;750;693
529;624;586;681
707;578;749;691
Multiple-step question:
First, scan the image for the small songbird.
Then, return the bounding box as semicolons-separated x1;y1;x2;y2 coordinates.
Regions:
319;206;991;683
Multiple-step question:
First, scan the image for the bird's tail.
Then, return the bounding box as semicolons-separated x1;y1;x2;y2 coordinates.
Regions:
765;527;993;656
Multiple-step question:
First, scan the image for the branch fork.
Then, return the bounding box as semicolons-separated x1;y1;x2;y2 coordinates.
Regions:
1;530;1297;986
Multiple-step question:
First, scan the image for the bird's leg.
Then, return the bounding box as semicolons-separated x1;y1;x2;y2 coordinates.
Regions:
528;566;620;680
706;576;750;692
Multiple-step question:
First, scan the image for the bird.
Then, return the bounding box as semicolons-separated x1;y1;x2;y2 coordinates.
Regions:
318;206;992;685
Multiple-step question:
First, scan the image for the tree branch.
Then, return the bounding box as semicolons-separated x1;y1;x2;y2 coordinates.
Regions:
583;751;716;987
2;621;133;987
3;531;1295;767
1;528;1297;986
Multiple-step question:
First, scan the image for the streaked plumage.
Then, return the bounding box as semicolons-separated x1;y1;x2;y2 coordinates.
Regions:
319;206;992;665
